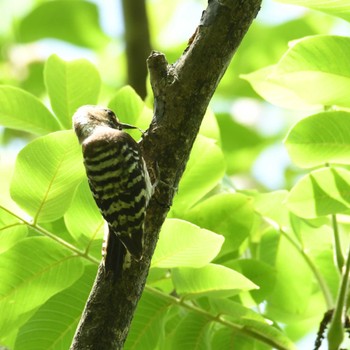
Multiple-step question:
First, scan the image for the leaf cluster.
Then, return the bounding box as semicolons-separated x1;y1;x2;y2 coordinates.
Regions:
1;1;350;350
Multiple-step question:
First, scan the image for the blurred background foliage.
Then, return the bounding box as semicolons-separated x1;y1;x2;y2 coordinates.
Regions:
2;0;349;193
2;1;350;349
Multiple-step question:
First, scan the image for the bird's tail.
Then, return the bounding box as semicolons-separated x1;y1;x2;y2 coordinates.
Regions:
102;225;127;279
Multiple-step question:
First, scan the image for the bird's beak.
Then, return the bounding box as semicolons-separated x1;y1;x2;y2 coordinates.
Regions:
119;122;144;134
119;122;137;130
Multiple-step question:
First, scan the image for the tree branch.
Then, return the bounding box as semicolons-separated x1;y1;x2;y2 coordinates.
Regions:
70;1;261;349
121;0;151;99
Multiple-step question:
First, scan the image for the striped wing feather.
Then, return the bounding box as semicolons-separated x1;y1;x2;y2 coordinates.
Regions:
82;129;147;259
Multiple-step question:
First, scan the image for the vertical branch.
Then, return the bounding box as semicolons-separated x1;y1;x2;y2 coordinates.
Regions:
121;0;152;98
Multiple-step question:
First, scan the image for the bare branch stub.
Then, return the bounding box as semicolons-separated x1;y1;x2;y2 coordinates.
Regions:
71;1;262;349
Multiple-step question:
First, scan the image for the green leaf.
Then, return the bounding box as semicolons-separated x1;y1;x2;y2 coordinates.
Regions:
276;0;350;23
44;54;101;129
0;156;28;222
0;237;84;338
285;111;350;168
266;234;316;320
16;1;109;48
231;319;297;350
259;228;281;267
171;135;226;214
241;65;319;110
216;113;264;174
212;324;296;350
286;167;350;218
211;303;272;347
10;131;85;223
185;193;254;254
108;86;145;127
253;190;290;228
199;109;221;141
0;86;60;134
293;219;339;300
0;195;28;229
229;259;277;303
172;264;258;298
14;265;96;350
274;35;350;108
170;313;212;350
0;221;27;254
64;180;104;255
243;36;350;109
210;299;266;323
212;328;269;350
151;219;224;268
125;290;172;350
108;85;151;140
147;268;174;293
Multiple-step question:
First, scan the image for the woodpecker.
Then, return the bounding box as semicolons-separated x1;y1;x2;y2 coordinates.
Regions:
73;105;153;276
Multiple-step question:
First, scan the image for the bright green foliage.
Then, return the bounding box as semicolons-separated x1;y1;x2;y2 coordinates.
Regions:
108;85;153;139
16;1;109;48
216;113;264;174
2;1;350;349
253;190;290;228
171;135;226;214
209;299;296;350
124;290;172;349
286;167;350;218
185;193;254;255
45;54;101;129
108;86;146;127
242;1;350;348
285;111;350;168
0;86;60;134
265;233;315;318
172;264;258;298
169;312;213;350
0;237;84;342
243;35;350;109
10;131;85;223
276;0;350;23
199;109;221;141
14;265;96;350
0;209;27;254
151;219;224;268
229;259;277;303
64;180;104;258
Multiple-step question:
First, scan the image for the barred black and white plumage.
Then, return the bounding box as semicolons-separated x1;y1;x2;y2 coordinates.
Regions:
73;105;152;276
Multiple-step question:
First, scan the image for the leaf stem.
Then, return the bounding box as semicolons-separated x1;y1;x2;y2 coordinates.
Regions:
0;203;100;265
145;285;293;350
31;222;100;265
280;228;334;309
331;214;344;272
327;244;350;350
2;204;293;349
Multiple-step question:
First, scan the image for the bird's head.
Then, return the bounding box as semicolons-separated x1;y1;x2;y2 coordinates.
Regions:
73;105;138;143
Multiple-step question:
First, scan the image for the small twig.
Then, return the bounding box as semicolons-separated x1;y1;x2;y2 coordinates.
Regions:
280;227;334;309
332;214;344;272
327;244;350;349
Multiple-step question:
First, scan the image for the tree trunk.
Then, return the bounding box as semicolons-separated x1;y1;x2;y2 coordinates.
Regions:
70;1;262;348
121;0;151;99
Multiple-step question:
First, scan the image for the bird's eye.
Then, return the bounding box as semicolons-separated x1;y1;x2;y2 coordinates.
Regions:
105;109;115;118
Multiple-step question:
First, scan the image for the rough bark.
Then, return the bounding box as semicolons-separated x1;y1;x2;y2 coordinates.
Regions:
70;1;261;349
121;0;151;99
